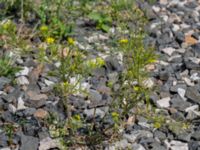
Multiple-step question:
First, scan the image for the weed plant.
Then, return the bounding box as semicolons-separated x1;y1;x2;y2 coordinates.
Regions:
0;0;190;149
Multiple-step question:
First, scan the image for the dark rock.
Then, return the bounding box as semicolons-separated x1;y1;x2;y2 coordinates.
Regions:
175;31;185;44
159;71;169;81
23;108;37;116
1;111;15;122
192;43;200;57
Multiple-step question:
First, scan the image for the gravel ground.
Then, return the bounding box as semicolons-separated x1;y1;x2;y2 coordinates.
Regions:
1;0;200;150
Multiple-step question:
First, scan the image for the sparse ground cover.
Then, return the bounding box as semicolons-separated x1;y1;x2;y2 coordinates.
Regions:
0;0;198;150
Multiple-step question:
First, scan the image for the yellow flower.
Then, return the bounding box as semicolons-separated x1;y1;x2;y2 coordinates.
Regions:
119;39;128;44
96;57;105;66
40;25;48;32
67;37;75;45
73;114;81;121
134;86;139;91
2;20;13;30
148;58;156;63
85;57;105;69
46;37;55;44
154;122;161;128
111;112;119;118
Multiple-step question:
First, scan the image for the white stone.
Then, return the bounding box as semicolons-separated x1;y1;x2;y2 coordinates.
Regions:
16;76;29;85
15;67;29;76
176;48;185;54
0;148;11;150
8;104;17;113
0;91;6;95
156;97;170;108
54;62;61;68
160;0;168;5
185;105;199;112
161;47;176;56
188;57;200;64
39;137;61;150
17;97;27;110
99;34;109;40
157;60;169;66
177;88;186;101
168;55;181;62
44;79;54;86
181;23;190;29
182;77;194;86
150;22;160;29
164;140;188;150
172;24;180;32
143;78;154;88
152;6;160;13
190;73;200;82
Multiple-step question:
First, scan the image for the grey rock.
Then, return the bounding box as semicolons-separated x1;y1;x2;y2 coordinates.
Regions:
171;111;185;121
105;56;122;72
0;77;11;90
191;131;200;141
186;110;200;120
188;141;200;150
1;111;14;122
185;87;200;104
23;108;36;116
177;132;192;142
131;143;145;150
171;96;191;111
170;84;187;93
154;130;166;141
150;142;167;150
131;130;153;141
0;133;9;147
159;71;169;81
38;131;49;140
2;89;21;103
83;108;105;119
20;134;39;150
114;139;130;149
26;91;47;108
89;89;102;102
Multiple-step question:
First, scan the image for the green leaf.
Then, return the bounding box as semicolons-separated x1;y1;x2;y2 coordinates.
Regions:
101;24;110;32
88;12;102;21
